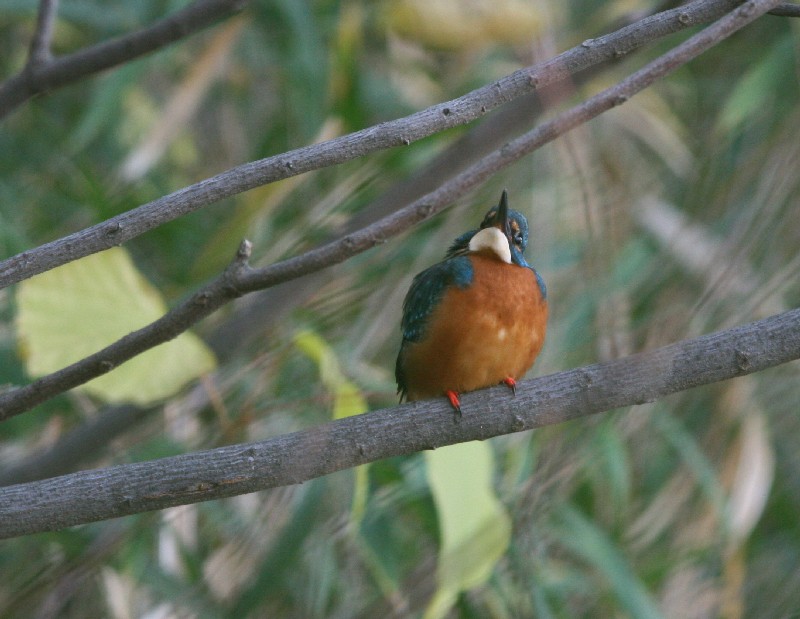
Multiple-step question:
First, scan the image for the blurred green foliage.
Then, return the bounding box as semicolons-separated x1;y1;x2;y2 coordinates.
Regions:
1;0;800;617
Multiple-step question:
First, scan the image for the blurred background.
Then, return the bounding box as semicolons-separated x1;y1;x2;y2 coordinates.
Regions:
1;0;799;617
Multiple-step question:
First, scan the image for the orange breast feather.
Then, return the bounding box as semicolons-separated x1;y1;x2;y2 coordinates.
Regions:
401;253;547;401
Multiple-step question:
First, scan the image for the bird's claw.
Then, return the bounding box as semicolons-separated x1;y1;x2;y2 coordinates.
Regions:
502;377;517;395
446;390;462;421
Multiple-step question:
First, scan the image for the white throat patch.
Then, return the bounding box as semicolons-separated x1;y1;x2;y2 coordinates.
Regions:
468;227;511;264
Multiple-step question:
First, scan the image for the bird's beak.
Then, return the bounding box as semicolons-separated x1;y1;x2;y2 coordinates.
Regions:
497;189;512;242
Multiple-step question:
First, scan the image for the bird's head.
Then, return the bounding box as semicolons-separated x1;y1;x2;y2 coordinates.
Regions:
447;190;530;266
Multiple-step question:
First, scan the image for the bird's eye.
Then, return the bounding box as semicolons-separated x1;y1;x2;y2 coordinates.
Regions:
513;233;523;247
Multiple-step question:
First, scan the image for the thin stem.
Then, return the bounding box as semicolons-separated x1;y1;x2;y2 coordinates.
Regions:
27;0;59;67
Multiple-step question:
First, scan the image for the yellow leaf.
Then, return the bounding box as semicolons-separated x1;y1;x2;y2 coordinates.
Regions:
424;441;511;619
294;329;369;522
388;0;542;50
15;247;216;405
294;329;367;420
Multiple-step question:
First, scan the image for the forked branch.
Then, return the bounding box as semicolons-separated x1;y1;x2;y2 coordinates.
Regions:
0;0;248;118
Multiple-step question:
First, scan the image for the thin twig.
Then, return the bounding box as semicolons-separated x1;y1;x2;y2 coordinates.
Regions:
0;0;785;421
27;0;60;67
1;307;798;539
0;0;248;119
0;0;756;290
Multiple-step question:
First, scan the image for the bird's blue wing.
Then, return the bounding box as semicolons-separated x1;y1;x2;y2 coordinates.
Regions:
400;255;473;343
396;255;473;398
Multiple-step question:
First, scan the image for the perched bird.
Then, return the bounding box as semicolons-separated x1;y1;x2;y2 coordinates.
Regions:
396;190;548;414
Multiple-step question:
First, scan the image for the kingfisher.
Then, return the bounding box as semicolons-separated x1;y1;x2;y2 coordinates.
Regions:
395;190;548;415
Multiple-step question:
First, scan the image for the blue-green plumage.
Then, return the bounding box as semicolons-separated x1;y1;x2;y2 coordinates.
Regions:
399;256;474;344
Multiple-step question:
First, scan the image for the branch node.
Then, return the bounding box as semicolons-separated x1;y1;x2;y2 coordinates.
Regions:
217;239;255;297
613;94;629;106
236;239;253;262
415;202;435;219
98;360;114;373
738;3;758;18
678;12;692;25
500;142;516;157
105;221;122;235
581;38;595;48
194;291;211;307
735;348;752;372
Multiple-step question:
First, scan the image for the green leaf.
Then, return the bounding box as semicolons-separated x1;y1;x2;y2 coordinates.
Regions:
15;247;216;405
653;409;730;530
557;506;663;619
424;441;511;619
592;420;631;512
716;40;786;134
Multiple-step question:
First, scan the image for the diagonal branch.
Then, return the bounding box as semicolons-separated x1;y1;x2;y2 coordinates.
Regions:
0;0;249;119
0;0;785;421
769;3;800;16
1;307;798;539
0;0;761;290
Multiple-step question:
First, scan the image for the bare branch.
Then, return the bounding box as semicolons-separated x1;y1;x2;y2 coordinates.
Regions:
769;3;800;17
27;0;60;67
0;0;785;421
0;0;756;290
0;0;248;119
1;307;798;539
209;3;694;355
0;241;253;421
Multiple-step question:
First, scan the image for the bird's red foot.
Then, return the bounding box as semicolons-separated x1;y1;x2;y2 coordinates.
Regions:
445;390;462;419
502;377;517;395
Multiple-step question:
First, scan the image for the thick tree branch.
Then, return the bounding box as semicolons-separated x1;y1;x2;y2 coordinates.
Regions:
0;308;798;539
0;0;784;421
0;0;249;119
0;0;762;290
